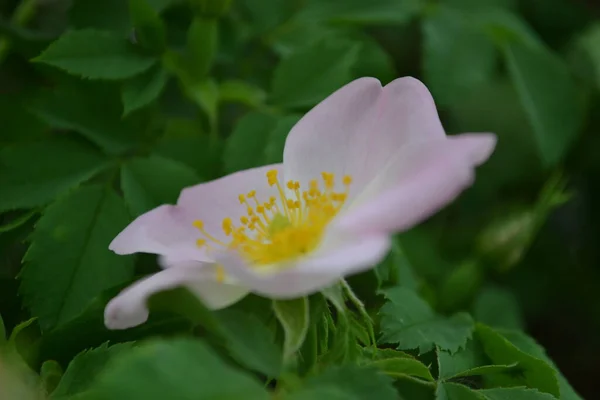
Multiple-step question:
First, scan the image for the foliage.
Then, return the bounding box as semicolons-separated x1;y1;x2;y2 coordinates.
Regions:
1;0;598;398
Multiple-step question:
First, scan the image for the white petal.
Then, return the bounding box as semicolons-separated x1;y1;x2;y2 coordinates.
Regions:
104;263;249;330
215;233;391;299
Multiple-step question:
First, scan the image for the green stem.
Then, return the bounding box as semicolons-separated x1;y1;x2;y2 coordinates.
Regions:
340;279;377;347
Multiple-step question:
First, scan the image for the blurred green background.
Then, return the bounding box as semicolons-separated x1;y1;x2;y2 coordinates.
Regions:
1;0;599;397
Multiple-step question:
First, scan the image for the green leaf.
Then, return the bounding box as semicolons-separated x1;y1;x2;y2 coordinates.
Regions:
121;65;169;116
51;342;133;399
217;309;283;377
121;155;200;216
436;382;482;400
85;339;270;400
263;115;302;164
273;297;310;361
0;139;109;213
437;339;518;380
223;112;277;173
0;209;39;234
503;40;584;167
576;24;600;89
270;40;361;108
364;352;434;382
379;287;474;354
29;83;139;154
186;17;218;80
33;29;157;79
20;185;135;331
219;80;267;108
0;313;5;343
41;360;63;396
473;287;524;330
296;0;422;25
476;324;560;397
295;365;400;400
439;261;482;312
129;0;166;52
478;388;558;400
423;6;497;106
498;330;583;400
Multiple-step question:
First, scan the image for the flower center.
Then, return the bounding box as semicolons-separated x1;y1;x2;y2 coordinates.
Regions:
193;169;352;270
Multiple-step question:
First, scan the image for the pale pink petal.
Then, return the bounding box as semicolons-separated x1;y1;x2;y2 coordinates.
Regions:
283;77;445;194
109;164;284;261
104;263;249;330
336;133;497;234
215;234;391;299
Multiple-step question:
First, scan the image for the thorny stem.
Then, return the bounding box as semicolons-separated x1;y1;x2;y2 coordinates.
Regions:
340;279;377;347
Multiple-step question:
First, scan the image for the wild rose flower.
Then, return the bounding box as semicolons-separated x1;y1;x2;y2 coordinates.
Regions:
105;77;496;329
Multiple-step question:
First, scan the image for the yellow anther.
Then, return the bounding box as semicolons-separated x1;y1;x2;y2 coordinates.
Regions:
309;180;318;191
196;239;207;247
266;169;278;186
286;199;295;209
247;207;254;215
257;205;265;213
322;172;334;189
248;190;256;198
269;196;276;204
222;218;233;235
240;216;249;225
238;194;246;204
343;175;352;186
286;180;295;190
193;220;204;230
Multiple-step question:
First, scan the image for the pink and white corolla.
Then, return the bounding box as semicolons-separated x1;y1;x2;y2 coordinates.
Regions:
104;77;496;329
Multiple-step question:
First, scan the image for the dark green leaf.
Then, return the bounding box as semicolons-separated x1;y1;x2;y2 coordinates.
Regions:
296;0;422;25
69;0;131;34
263;115;301;164
187;17;218;79
29;83;139;154
503;40;585;167
0;313;5;344
367;356;434;382
379;287;474;354
20;185;135;331
0;139;109;213
51;342;133;399
297;365;400;400
270;40;361;108
273;297;309;361
121;66;169;116
129;0;167;52
223;112;277;173
85;339;270;400
41;360;63;396
436;382;482;400
121;155;200;216
217;309;283;377
439;261;482;312
34;29;157;79
476;324;560;397
479;387;558;400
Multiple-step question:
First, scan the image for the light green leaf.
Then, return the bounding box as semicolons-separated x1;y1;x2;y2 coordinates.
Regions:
41;360;63;396
286;387;353;400
503;39;584;167
368;357;434;382
33;29;156;79
379;287;474;354
121;155;200;216
498;329;583;400
476;324;560;397
217;309;283;377
423;6;497;106
437;339;518;380
20;185;135;331
270;40;361;108
219;80;266;108
0;139;109;213
273;297;310;361
479;387;558;400
51;342;133;399
121;66;169;116
85;339;270;400
29;83;138;154
296;0;422;25
296;365;400;400
473;286;524;330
